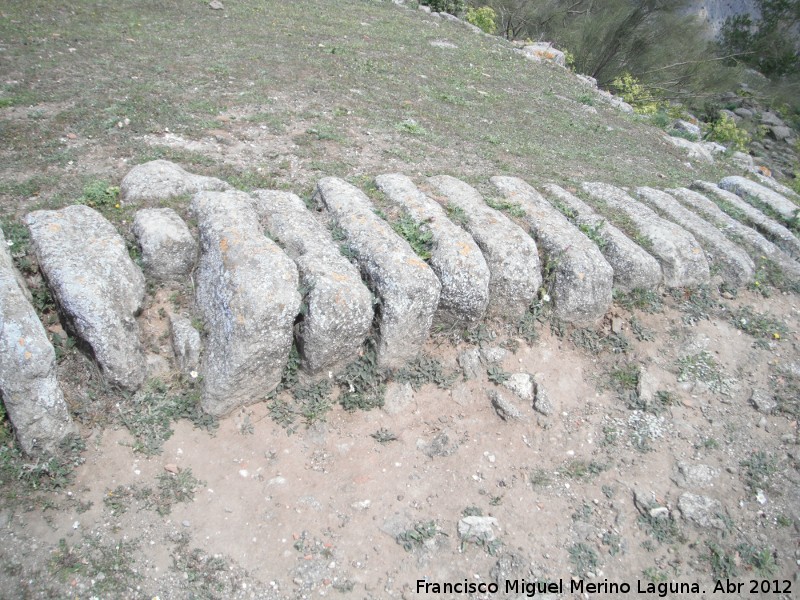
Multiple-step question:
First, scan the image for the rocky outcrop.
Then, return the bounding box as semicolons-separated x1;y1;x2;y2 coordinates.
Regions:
132;208;197;281
0;228;76;455
192;190;301;417
120;160;231;205
25;205;147;390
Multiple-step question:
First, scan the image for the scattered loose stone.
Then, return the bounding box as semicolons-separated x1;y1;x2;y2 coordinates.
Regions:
582;182;710;288
492;177;613;325
691;181;800;259
313;177;440;370
427;175;541;319
192;190;301;416
635;187;755;287
749;389;777;415
636;367;659;405
457;348;483;380
533;378;553;416
458;515;499;543
132;208;197;281
383;382;414;415
375;173;490;323
542;184;662;292
490;390;524;421
120;160;230;205
672;463;720;489
250;190;373;375
666;136;714;163
518;42;566;67
169;314;202;374
678;493;727;530
719;175;800;221
480;346;507;365
0;228;76;455
25;205;147;390
501;373;534;402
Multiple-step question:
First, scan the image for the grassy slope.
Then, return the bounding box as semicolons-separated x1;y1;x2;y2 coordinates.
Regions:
0;0;729;215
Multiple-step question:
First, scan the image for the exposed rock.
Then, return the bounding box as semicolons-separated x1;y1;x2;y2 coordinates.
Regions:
480;346;507;365
542;184;662;293
770;125;794;141
0;228;76;455
492;177;613;325
25;205;146;390
145;353;171;379
582;182;710;288
383;382;414;415
719;109;740;123
760;111;785;127
533;378;553;416
250;190;373;375
208;0;224;9
672;120;701;138
169;314;201;374
719;175;800;221
731;151;755;172
519;42;565;67
749;388;777;414
700;141;727;155
375;173;490;323
501;373;534;402
672;463;720;489
678;493;727;530
754;173;800;202
120;160;230;205
426;175;541;319
313;177;440;370
132;208;197;281
666;136;714;163
635;187;754;287
692;181;800;259
191;190;301;416
420;431;459;458
457;348;483;380
458;515;499;542
733;107;753;119
636;367;659;405
490;390;524;421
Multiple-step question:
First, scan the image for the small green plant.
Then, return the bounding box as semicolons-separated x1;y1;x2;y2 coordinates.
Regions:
740;451;778;491
396;520;442;552
676;351;732;395
577;92;595;106
337;340;386;411
637;506;683;545
705;542;738;579
704;113;750;151
560;459;606;480
420;0;465;15
614;288;662;313
730;306;787;340
485;197;526;218
611;73;660;115
642;567;668;583
568;543;599;578
462;505;483;517
486;364;510;385
79;180;121;210
737;543;777;577
445;203;469;227
371;428;398;444
395;118;426;135
578;221;608;250
529;468;552;487
394;354;458;390
465;6;497;34
391;215;433;260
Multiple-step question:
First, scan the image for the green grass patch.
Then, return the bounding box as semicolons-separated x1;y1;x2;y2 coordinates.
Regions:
390;215;434;261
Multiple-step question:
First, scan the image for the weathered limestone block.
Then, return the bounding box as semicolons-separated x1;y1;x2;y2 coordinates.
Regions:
375;173;489;323
168;314;201;374
635;187;754;287
491;176;613;325
542;184;662;293
754;173;800;203
313;177;440;370
691;181;800;259
670;187;800;281
426;175;541;319
250;190;373;375
581;182;710;288
719;175;799;221
191;191;301;417
120;160;231;205
132;208;197;281
25;205;146;390
0;228;76;455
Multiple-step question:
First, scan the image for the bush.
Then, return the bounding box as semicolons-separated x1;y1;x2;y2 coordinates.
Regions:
420;0;465;15
611;73;660;115
704;113;750;151
466;6;497;34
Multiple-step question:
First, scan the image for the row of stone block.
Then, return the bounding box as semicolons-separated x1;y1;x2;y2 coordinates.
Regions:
2;160;799;454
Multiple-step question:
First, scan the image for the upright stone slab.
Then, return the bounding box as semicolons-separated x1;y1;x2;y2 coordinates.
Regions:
634;187;754;287
582;182;710;288
250;190;373;375
691;181;800;259
0;228;76;455
132;208;198;281
313;177;440;370
375;173;490;323
719;176;799;221
491;177;613;325
542;184;662;293
120;160;231;205
670;187;800;282
25;205;147;390
192;191;301;417
426;175;541;319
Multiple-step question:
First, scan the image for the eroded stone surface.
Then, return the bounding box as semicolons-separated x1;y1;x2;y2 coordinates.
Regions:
169;314;201;374
375;173;489;323
426;175;540;319
719;175;800;221
582;182;710;288
542;184;662;292
133;208;197;281
250;190;373;375
313;177;440;370
25;205;146;390
120;160;230;205
192;190;301;417
635;187;754;287
0;228;76;455
691;181;800;259
492;176;612;325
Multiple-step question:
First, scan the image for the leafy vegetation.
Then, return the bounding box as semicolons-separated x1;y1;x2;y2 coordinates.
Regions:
390;215;434;260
